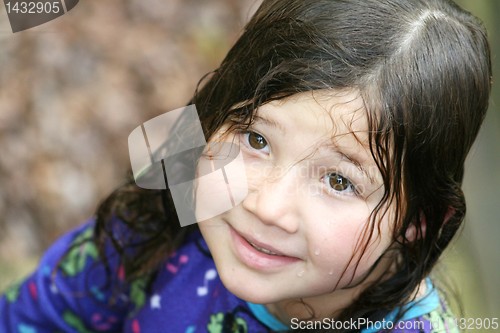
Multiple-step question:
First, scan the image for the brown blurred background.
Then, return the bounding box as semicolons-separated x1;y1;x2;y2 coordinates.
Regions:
0;0;261;282
0;0;498;328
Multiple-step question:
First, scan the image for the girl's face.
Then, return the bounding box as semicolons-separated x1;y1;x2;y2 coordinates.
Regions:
197;90;394;319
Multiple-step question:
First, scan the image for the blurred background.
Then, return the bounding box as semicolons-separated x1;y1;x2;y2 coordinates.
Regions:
0;0;498;329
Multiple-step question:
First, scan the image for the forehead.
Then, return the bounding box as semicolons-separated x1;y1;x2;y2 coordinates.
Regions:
256;89;369;148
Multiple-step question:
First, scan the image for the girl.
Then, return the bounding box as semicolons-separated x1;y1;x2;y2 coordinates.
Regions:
0;0;492;332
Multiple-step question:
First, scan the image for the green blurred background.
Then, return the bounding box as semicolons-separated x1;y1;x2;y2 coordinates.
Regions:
0;0;498;329
442;0;500;325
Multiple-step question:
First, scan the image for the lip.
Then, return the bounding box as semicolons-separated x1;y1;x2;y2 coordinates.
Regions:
229;226;301;270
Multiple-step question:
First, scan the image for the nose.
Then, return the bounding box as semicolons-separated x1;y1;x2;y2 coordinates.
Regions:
241;165;300;234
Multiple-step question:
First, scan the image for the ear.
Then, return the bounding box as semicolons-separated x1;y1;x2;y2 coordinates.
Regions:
404;214;427;242
443;206;456;224
404;206;455;242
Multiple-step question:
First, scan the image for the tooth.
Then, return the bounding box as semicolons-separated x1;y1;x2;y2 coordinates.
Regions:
249;241;278;255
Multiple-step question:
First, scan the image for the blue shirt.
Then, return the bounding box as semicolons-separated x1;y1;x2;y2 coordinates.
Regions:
0;220;458;332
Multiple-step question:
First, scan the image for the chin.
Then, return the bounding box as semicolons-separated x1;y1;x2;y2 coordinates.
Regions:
215;265;277;304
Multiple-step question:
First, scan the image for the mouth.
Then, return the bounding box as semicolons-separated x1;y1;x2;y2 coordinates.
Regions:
229;225;300;270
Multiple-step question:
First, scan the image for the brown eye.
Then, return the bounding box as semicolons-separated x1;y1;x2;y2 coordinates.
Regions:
326;173;354;193
247;131;268;150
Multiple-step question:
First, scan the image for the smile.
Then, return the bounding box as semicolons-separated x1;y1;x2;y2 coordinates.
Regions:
229;225;300;270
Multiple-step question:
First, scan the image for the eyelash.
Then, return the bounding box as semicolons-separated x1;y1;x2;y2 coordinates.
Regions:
238;129;359;197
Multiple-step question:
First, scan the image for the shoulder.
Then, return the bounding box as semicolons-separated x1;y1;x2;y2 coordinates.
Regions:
0;219;130;332
122;230;271;333
394;300;460;333
392;279;460;333
361;278;460;333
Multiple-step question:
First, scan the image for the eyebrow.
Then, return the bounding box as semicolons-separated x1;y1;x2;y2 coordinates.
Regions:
252;115;286;134
340;151;376;184
322;144;376;185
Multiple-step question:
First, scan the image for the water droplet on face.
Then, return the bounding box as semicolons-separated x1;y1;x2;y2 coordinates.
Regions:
297;270;305;277
314;249;320;256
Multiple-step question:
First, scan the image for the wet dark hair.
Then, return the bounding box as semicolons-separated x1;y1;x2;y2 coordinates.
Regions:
94;0;491;330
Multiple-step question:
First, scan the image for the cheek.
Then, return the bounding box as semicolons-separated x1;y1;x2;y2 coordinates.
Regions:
195;146;248;222
195;162;233;222
306;203;389;282
198;218;231;264
313;226;365;275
